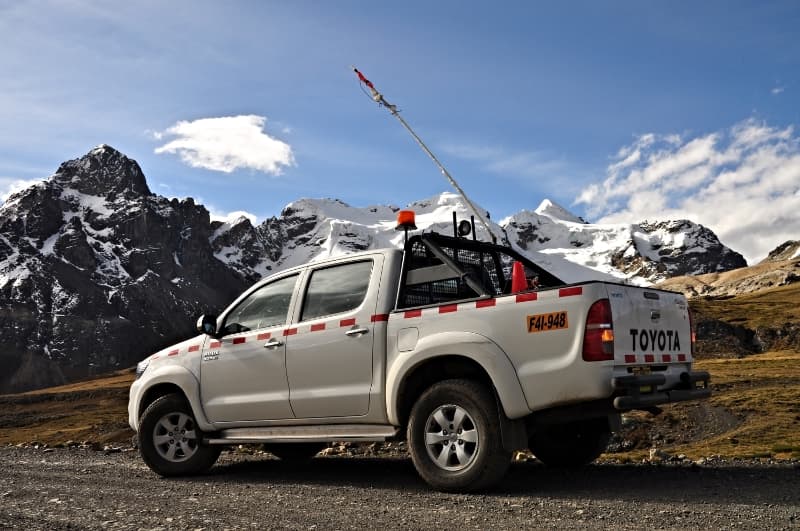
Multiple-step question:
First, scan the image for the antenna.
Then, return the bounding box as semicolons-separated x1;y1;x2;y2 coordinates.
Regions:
352;66;501;244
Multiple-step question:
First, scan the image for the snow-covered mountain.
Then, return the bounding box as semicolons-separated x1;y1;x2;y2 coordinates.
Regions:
0;146;745;392
501;200;746;284
0;146;248;393
210;194;745;286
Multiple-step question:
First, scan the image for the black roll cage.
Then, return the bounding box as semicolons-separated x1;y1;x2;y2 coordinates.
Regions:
396;232;566;310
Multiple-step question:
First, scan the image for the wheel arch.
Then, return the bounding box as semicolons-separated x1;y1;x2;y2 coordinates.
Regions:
138;383;187;420
387;331;530;427
132;365;212;432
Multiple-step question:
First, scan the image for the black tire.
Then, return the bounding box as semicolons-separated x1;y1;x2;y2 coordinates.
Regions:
263;443;327;461
407;379;510;492
528;418;611;468
138;394;221;477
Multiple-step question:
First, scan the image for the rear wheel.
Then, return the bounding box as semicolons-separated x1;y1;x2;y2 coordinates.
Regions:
263;443;327;461
138;394;220;476
407;379;510;492
528;418;610;467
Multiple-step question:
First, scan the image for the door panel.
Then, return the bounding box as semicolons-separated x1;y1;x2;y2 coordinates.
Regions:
200;328;293;422
200;274;299;423
286;258;381;418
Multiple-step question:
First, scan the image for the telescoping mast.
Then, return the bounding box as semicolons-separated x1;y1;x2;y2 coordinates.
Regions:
352;67;502;244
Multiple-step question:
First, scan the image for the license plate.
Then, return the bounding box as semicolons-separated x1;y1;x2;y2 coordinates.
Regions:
632;366;652;393
527;311;569;333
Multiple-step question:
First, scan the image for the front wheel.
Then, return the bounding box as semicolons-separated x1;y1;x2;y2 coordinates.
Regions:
528;418;610;467
138;394;220;476
407;379;510;492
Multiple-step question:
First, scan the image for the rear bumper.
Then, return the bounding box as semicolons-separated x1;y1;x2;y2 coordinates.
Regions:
611;371;711;410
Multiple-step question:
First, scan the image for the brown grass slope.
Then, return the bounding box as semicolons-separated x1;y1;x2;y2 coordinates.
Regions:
0;369;133;446
658;257;800;299
690;282;800;356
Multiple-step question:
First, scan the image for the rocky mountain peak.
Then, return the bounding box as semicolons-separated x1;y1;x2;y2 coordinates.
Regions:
761;240;800;263
534;199;586;224
51;145;151;199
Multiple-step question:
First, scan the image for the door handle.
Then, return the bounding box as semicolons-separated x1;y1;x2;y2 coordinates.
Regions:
345;327;369;337
263;338;284;349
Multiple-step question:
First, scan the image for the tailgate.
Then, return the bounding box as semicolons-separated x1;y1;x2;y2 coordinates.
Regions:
605;284;710;409
605;285;692;368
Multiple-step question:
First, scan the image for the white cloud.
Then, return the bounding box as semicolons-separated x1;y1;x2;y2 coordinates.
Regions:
208;207;259;226
154;115;295;175
575;118;800;264
771;86;785;95
0;177;43;202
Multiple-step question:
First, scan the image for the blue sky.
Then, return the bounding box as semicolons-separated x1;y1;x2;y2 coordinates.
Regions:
1;1;799;262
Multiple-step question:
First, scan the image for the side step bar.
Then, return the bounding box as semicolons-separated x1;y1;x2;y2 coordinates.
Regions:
205;424;399;445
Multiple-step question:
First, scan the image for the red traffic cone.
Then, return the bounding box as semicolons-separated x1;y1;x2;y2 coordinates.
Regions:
511;261;527;293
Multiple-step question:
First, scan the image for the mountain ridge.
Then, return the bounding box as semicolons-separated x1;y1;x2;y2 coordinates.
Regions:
0;146;752;392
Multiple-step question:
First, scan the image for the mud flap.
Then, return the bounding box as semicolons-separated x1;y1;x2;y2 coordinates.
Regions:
496;393;528;452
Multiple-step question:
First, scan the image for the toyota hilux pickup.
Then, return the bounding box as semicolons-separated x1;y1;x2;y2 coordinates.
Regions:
129;226;710;492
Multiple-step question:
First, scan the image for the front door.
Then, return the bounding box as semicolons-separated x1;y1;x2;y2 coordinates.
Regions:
285;258;380;418
200;274;299;423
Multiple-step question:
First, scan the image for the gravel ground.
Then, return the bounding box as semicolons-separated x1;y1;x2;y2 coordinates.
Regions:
0;447;798;530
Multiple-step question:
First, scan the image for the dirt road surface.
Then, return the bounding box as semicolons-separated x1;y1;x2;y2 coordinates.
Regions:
0;447;797;530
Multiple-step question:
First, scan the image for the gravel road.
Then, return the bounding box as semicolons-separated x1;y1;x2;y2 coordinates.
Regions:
0;447;797;530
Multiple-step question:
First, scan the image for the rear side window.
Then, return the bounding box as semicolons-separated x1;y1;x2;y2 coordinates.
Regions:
301;261;373;321
222;274;298;334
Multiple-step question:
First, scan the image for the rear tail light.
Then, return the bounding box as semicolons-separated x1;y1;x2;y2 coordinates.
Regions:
688;308;696;357
583;299;614;362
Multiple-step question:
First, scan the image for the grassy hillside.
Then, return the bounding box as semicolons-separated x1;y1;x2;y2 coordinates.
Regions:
0;369;133;446
613;351;800;460
691;282;800;330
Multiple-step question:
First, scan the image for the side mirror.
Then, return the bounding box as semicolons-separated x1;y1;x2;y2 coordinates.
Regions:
196;314;218;337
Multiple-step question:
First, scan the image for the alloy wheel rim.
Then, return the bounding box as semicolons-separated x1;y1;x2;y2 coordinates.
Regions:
423;404;479;472
153;412;199;463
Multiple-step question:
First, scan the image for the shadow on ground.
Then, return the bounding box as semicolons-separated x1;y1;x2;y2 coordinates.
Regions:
176;455;799;506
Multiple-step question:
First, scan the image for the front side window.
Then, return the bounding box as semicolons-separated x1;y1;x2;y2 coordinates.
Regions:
301;261;373;321
222;274;298;335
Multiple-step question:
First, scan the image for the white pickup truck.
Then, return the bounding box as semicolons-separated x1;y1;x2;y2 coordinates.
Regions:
129;229;710;491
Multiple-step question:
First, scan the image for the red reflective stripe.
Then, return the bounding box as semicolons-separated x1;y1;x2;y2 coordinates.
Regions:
232;337;246;345
559;287;583;297
340;318;356;327
257;333;271;340
662;354;672;363
167;349;179;356
209;341;221;349
438;304;458;314
476;299;496;308
625;354;636;364
188;345;200;353
371;314;389;322
644;354;655;363
678;354;687;362
283;328;298;336
515;292;538;303
404;309;422;318
310;323;326;332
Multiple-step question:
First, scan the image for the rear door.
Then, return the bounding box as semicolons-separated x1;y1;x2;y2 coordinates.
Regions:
606;285;692;367
285;257;381;418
